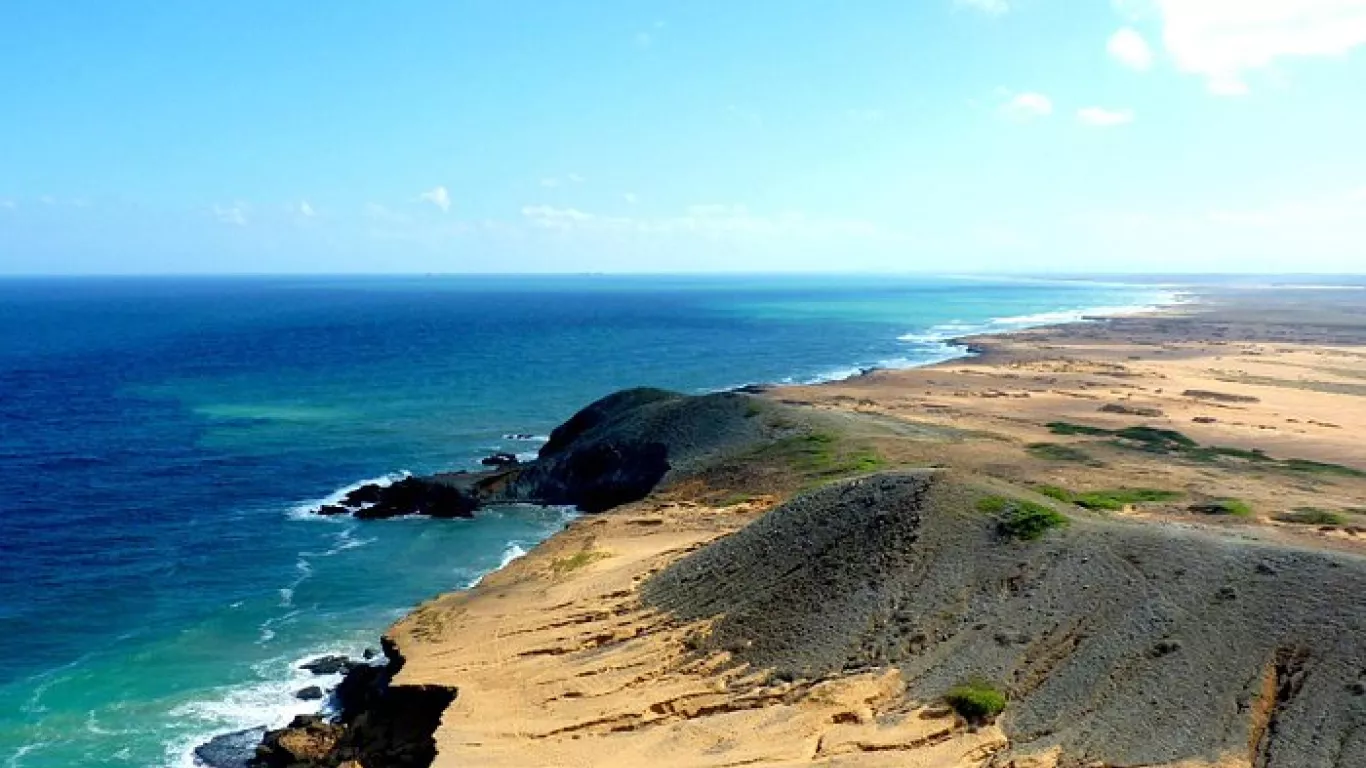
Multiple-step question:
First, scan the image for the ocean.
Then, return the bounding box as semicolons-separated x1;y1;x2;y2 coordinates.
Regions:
0;275;1175;766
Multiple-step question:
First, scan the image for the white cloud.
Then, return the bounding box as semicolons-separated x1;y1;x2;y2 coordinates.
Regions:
213;203;248;227
0;199;15;210
999;91;1054;120
298;200;316;217
520;204;886;240
540;177;561;188
39;195;56;206
418;186;451;212
635;31;654;48
567;173;585;184
1151;0;1366;95
624;192;638;205
1078;106;1136;126
955;0;1010;16
1108;27;1154;70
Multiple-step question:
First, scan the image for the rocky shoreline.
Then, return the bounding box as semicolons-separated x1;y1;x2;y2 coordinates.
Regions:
195;640;455;768
195;387;791;767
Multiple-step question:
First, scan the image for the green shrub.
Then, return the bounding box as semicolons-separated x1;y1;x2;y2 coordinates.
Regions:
1273;508;1347;526
975;496;1010;514
944;680;1007;723
1001;502;1069;540
978;495;1069;540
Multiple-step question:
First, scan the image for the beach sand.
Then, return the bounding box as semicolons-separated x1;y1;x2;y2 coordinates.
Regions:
382;286;1366;768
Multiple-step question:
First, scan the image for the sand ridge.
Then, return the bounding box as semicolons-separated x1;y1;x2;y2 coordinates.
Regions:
390;497;1010;767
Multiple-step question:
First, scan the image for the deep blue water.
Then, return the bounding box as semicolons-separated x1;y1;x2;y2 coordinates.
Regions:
0;275;1174;766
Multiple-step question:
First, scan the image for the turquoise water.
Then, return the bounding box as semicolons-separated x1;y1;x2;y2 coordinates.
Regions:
0;275;1175;766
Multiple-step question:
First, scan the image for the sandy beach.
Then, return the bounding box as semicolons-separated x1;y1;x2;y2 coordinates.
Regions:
345;286;1366;768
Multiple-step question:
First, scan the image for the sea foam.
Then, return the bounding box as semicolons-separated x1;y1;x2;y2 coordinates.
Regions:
286;472;411;522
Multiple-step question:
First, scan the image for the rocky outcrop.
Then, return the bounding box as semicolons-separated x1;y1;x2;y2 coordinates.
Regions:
253;715;345;767
195;727;267;768
248;639;456;768
314;388;783;519
299;655;358;675
479;452;520;468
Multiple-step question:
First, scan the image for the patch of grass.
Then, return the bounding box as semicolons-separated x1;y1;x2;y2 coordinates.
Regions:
1186;445;1273;463
1047;421;1112;436
1278;459;1366;479
1189;498;1254;517
1026;442;1095;463
944;680;1007;723
979;495;1069;540
1113;426;1200;452
715;491;758;507
1037;484;1182;511
550;549;611;574
1035;485;1074;503
1041;420;1357;480
1072;488;1183;511
753;431;887;486
1273;508;1347;526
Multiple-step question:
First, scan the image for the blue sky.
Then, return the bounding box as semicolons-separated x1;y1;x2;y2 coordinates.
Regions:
2;0;1365;274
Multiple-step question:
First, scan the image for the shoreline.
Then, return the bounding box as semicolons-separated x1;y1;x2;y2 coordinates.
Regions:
374;283;1364;767
191;285;1195;765
205;283;1366;768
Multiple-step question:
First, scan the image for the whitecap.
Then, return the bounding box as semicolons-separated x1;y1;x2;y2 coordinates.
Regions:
499;542;529;568
7;741;50;768
286;471;411;522
166;647;371;768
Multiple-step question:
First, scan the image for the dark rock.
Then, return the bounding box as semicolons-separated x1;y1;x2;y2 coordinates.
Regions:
1101;403;1165;417
340;484;384;507
1183;389;1260;404
351;477;479;520
195;727;267;768
1151;640;1182;657
362;647;378;660
295;685;325;701
480;452;521;468
1192;416;1218;424
299;655;355;676
315;504;350;516
730;384;771;394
